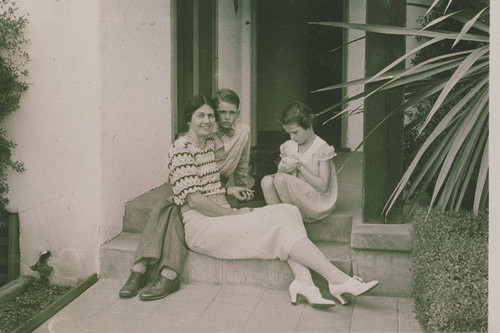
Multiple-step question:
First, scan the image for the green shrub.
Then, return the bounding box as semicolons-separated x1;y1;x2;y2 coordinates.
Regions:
411;209;488;332
0;0;28;210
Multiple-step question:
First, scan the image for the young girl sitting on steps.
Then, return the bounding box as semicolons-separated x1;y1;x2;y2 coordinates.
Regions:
261;101;338;223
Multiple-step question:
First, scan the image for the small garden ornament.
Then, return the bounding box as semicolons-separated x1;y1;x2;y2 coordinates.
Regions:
30;250;53;284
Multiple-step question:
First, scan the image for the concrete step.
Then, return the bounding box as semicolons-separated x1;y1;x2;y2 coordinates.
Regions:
100;232;352;289
123;184;352;243
305;214;352;244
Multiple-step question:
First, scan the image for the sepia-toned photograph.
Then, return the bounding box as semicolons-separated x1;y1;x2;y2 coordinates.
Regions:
0;0;493;332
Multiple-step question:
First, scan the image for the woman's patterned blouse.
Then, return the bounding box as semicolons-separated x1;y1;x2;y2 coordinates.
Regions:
168;134;225;206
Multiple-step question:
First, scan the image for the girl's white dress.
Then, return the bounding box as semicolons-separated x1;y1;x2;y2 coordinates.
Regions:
278;136;338;222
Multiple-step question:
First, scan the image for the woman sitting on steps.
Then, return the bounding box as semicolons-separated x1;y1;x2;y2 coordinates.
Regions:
170;94;378;308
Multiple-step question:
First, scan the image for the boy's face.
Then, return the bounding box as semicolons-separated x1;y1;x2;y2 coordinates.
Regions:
217;101;239;129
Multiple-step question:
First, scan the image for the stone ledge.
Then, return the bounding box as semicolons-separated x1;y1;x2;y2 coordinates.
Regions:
305;214;352;243
350;222;413;297
352;249;413;297
351;223;412;252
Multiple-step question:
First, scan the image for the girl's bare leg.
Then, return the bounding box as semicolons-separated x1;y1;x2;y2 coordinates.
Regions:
273;173;294;203
261;175;281;204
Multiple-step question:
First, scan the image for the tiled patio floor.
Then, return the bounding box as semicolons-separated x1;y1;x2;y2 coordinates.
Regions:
34;278;422;333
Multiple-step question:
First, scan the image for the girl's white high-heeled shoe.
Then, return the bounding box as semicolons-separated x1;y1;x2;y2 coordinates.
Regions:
289;279;336;308
328;276;379;305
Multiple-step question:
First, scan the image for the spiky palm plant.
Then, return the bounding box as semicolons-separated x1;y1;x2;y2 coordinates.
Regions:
311;0;489;217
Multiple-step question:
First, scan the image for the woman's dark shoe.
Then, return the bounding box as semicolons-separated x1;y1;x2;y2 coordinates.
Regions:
119;271;146;298
139;275;180;301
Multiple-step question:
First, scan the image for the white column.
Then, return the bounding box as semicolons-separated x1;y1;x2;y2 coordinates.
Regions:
345;0;366;151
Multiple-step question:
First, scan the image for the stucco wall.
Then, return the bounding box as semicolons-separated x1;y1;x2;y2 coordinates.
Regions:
5;0;102;285
5;0;173;285
217;0;254;136
407;1;431;65
100;0;173;245
217;0;243;100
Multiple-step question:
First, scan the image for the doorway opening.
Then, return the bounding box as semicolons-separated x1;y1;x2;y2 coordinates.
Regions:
175;0;216;135
255;0;344;149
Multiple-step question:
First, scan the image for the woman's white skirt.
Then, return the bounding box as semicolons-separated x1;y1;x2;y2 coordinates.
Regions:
182;203;307;261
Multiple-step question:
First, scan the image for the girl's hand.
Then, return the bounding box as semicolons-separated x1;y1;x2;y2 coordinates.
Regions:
280;157;299;172
289;152;305;165
227;187;255;202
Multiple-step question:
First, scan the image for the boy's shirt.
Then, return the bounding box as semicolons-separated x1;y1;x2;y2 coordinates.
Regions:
212;122;251;187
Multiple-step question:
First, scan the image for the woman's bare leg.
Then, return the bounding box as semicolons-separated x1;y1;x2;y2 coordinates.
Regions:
287;259;315;285
289;238;350;285
261;175;281;204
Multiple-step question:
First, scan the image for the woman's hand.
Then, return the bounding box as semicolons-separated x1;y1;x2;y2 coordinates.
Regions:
227;186;255;202
234;207;253;215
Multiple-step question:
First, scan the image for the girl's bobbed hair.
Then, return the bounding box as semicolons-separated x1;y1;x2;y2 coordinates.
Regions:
280;101;314;129
184;94;218;125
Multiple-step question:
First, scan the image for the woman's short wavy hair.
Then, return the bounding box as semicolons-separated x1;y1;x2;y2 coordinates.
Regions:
184;94;218;125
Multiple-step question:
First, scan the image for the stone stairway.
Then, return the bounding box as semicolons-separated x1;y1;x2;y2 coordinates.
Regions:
100;153;362;290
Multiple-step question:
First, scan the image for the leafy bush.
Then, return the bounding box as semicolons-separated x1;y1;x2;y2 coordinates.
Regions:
0;0;28;210
411;209;488;332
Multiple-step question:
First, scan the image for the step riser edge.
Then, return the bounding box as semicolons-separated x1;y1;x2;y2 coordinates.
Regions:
100;249;352;289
